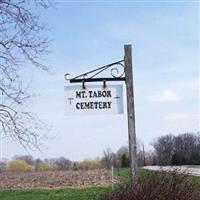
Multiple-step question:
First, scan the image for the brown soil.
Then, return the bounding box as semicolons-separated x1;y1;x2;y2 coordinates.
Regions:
0;169;120;190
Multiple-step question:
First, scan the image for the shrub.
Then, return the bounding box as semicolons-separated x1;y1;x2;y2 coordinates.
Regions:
99;170;200;200
74;159;102;170
7;160;33;172
36;162;58;171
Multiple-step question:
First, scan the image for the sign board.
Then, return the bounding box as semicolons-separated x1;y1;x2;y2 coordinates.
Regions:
64;84;123;115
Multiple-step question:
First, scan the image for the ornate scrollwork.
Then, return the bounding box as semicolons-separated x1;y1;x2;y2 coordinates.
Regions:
65;60;125;82
64;73;71;81
110;63;125;78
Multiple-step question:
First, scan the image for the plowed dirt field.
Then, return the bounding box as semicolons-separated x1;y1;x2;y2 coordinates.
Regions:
0;169;120;190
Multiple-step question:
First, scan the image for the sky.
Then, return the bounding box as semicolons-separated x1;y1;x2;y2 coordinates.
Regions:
2;1;199;161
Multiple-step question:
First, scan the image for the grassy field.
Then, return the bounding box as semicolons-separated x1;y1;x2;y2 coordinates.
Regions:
0;187;110;200
0;168;199;200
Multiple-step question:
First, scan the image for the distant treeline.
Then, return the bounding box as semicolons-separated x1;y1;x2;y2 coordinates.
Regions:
0;132;199;173
0;156;73;173
101;132;200;168
152;132;200;166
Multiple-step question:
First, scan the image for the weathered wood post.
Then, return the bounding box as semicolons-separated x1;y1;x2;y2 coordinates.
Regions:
124;44;137;184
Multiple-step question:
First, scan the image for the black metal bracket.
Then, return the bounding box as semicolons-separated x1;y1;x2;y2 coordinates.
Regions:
65;60;125;83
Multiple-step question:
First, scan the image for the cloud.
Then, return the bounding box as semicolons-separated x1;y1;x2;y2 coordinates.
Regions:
149;90;179;102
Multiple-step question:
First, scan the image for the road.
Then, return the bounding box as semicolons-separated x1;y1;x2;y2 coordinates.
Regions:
143;166;200;176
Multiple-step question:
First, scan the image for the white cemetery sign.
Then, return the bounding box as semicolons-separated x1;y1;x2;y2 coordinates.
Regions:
64;45;137;184
64;84;123;115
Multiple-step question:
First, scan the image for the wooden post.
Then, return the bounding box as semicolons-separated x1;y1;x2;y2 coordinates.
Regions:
143;143;146;166
111;165;114;190
124;44;137;185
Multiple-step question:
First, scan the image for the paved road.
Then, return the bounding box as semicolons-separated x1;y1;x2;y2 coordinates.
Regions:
143;166;200;176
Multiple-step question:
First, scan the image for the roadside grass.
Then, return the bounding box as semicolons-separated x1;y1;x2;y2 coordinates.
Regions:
114;167;149;182
0;187;111;200
114;167;200;184
183;165;200;169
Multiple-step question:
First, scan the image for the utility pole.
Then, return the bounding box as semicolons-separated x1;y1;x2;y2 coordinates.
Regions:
124;44;137;185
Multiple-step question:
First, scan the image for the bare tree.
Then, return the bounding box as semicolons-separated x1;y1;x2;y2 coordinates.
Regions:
172;133;200;165
116;146;129;167
101;148;116;169
54;157;72;171
0;160;7;172
152;132;200;165
152;134;175;165
117;146;129;158
0;0;51;149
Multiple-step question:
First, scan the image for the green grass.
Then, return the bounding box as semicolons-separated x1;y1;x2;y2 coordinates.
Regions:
114;167;149;180
114;168;130;180
0;187;110;200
